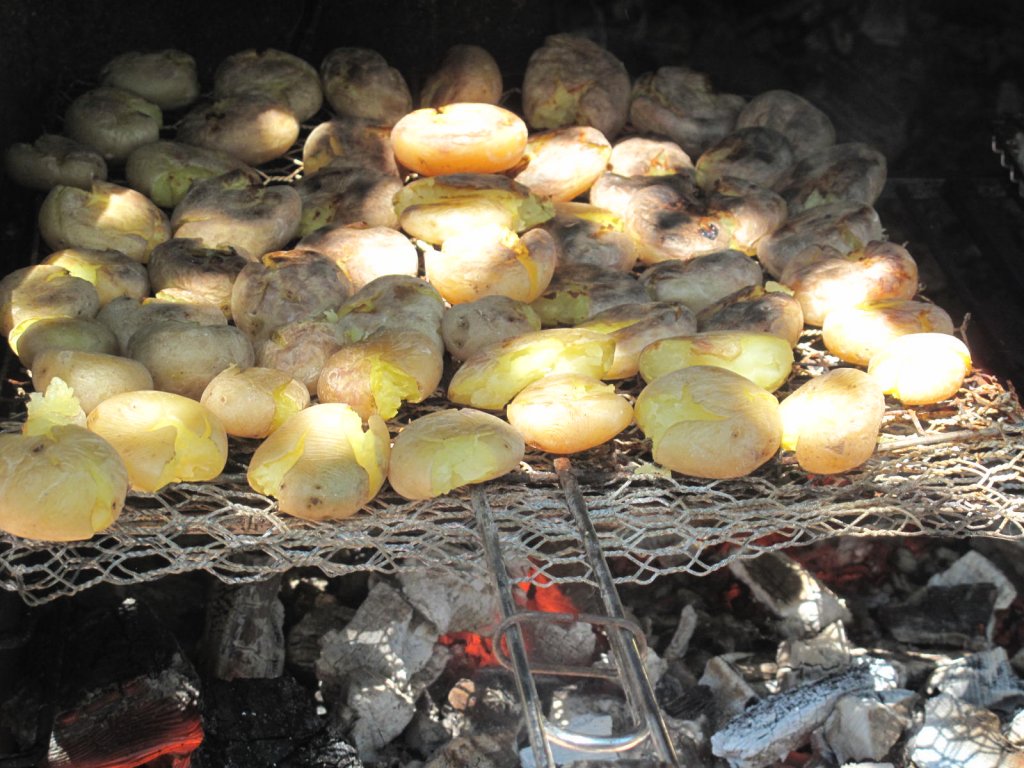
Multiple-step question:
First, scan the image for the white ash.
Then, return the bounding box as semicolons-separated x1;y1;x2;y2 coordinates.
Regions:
315;580;450;762
285;593;354;681
398;563;500;635
777;621;854;689
905;693;1024;768
927;550;1017;612
822;692;911;765
926;647;1024;713
664;604;698;662
700;654;760;724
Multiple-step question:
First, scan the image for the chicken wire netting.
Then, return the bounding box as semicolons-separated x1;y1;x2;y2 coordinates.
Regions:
2;334;1023;606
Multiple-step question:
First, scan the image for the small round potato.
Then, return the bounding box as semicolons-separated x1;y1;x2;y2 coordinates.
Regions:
388;408;525;500
698;287;805;348
125;140;257;209
43;247;150;306
214;48;323;122
101;49;200;110
420;44;503;107
696;127;795;190
255;319;343;395
530;262;648;326
639;249;763;314
868;333;972;406
302;117;399;178
578;301;698;380
3;134;107;191
30;349;154;414
147;238;249;316
821;299;956;366
507;373;633;454
200;365;310;439
635;365;781;480
320;47;412;125
774;142;887;215
0;264;100;340
15;317;118;368
63;86;162;162
736;90;836;160
441;295;542;362
778;367;885;475
512;125;612;202
177;94;300;166
295;166;402;234
298;224;418;291
542;202;639;272
97;296;227;354
608;136;693;177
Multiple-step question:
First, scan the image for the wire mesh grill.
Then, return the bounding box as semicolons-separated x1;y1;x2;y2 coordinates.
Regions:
2;351;1022;606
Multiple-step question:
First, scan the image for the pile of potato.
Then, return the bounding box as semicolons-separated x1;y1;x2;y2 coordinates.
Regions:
0;38;974;541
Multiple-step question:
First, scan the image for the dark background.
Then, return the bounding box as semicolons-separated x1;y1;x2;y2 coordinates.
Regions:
1;0;1022;383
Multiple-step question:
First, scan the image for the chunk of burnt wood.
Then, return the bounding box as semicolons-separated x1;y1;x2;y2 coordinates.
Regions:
201;575;285;680
878;583;998;650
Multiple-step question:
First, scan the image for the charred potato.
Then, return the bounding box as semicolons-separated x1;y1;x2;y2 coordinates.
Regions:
531;262;648;326
441;295;542;362
639;249;763;314
320;47;412;126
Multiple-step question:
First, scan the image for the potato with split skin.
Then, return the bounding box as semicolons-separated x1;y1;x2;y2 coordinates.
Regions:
128;320;255;400
441;295;542;362
64;86;163;163
4;134;107;191
393;173;555;245
177;94;300;166
773;142;888;215
101;49;200;110
390;103;528;176
755;201;884;280
695;127;795;190
608;136;694;177
43;247;149;307
420;44;503;107
638;330;794;392
231;249;353;342
171;171;302;261
255;319;344;395
512;125;612;202
30;349;154;414
705;177;788;253
39;181;171;264
320;47;412;126
781;240;919;327
542;202;639;272
447;327;615;410
0;379;128;542
387;408;524;500
635;365;781;480
302;117;400;178
629;67;746;158
639;249;763;314
507;373;633;454
822;299;956;366
298;224;419;292
522;33;632;141
868;333;972;406
736;90;836;160
333;274;445;344
0;264;100;341
88;389;229;493
147;238;249;317
125;140;259;209
248;403;391;521
779;367;885;475
200;365;310;439
294;166;402;234
578;301;698;379
317;330;445;420
15;317;119;369
97;296;228;354
698;285;805;348
531;262;648;327
424;224;557;305
214;48;323;123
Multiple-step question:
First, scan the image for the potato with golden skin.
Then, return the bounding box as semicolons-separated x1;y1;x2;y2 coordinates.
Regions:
15;317;118;369
127;320;255;400
255;319;344;395
868;333;972;405
387;408;524;500
320;47;412;126
298;223;418;291
779;367;885;475
608;136;694;177
523;34;632;141
420;44;503;107
43;247;149;307
822;299;956;366
125;140;258;209
302;117;400;178
736;90;836;160
4;134;107;191
424;224;557;305
391;103;528;176
512;125;612;202
507;373;633;454
541;202;639;272
177;94;300;166
101;49;200;110
231;249;353;342
317;330;445;420
441;296;542;362
531;262;648;326
394;173;555;245
0;264;100;340
588;170;702;220
578;301;697;380
698;286;805;348
171;171;301;261
448;327;615;410
624;183;737;265
294;166;402;234
774;142;888;215
147;238;248;316
781;240;919;327
88;389;229;493
39;181;171;264
635;365;781;480
200;365;310;439
639;249;763;314
30;349;154;414
64;86;162;163
214;48;323;122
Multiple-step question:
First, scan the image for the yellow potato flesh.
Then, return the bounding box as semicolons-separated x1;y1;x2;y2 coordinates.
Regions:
778;367;885;474
507;373;633;454
391;103;528;176
447;327;615;410
638;331;794;392
821;299;956;366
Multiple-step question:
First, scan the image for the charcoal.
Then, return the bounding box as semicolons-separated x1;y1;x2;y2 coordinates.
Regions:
655;674;714;722
927;647;1024;715
277;726;364;768
285;592;354;684
200;574;285;680
822;692;911;765
905;693;1024;768
878;583;998;650
190;676;322;768
425;728;519;768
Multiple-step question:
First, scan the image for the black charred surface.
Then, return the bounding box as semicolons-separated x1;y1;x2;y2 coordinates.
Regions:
878;582;999;651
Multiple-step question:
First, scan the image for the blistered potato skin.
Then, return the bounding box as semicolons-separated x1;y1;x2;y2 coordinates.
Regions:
420;44;503;107
441;296;542;362
4;135;107;191
774;142;887;215
14;317;119;368
699;288;805;348
608;136;693;177
97;296;227;355
101;49;200;110
635;365;781;480
640;249;763;314
696;127;795;190
531;262;648;327
0;264;100;339
298;224;418;292
147;238;248;316
779;367;885;475
320;47;412;126
736;90;836;160
64;86;163;163
201;365;310;439
255;319;343;395
303;117;400;178
542;202;639;272
43;247;150;307
294;166;402;234
177;95;300;166
214;48;323;123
